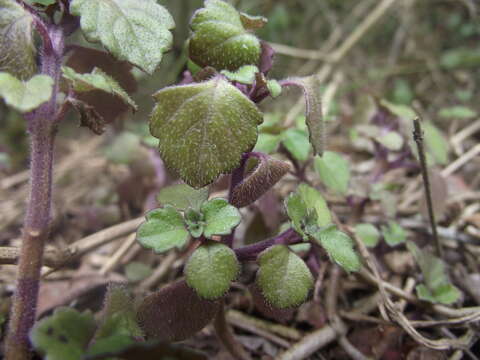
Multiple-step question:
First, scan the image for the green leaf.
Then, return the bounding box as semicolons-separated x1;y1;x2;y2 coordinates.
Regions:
200;198;241;238
381;221;406;247
438;106;477;119
125;262;153;282
62;66;137;110
314;151;350;195
104;131;141;164
440;48;480;69
376;131;404;151
221;65;258;84
312;227;361;272
70;0;174;74
256;245;313;308
267;79;282;98
423;121;449;165
30;307;96;360
285;183;331;239
136;205;190;254
380;99;417;119
407;241;461;305
157;184;209;211
188;0;261;71
355;223;380;247
282;128;310;162
185;241;240;299
26;0;56;5
0;73;53;113
0;0;36;79
150;77;263;188
254;133;281;153
185;208;205;238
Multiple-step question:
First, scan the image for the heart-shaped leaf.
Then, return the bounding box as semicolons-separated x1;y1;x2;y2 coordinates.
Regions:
231;154;290;208
62;66;137;110
0;73;53;113
70;0;174;74
188;0;261;71
157;184;209;211
185;241;240;299
256;245;313;308
30;307;96;360
314;151;350;195
136;205;190;254
0;0;36;79
201;198;241;238
312;227;361;272
136;280;220;341
150;77;263;188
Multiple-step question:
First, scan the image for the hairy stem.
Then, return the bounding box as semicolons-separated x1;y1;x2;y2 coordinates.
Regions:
5;23;64;360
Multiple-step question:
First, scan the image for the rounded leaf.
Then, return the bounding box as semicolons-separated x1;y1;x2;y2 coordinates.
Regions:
157;184;209;211
0;73;53;113
185;241;240;299
256;245;313;308
136;205;189;254
354;223;380;248
200;198;241;238
150;77;263;188
314;151;350;195
136;280;220;341
188;0;261;71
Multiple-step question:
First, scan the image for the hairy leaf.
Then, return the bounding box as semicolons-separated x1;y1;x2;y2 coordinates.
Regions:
70;0;174;74
381;221;406;247
231;154;290;208
136;205;189;254
0;73;53;113
221;65;258;84
185;241;240;299
201;198;241;238
312;227;361;272
62;66;136;110
157;184;209;211
30;307;96;360
314;151;350;195
256;245;313;308
355;223;380;248
0;0;36;79
137;280;220;341
188;0;261;71
150;77;263;188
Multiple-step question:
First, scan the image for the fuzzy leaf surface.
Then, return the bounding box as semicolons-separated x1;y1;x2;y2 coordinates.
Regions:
0;0;36;79
150;78;263;188
185;241;240;299
30;308;96;360
256;245;313;308
157;184;209;211
0;73;53;112
188;0;261;71
136;205;189;253
313;227;361;272
201;198;241;238
70;0;174;74
314;151;350;195
62;66;136;110
137;280;220;341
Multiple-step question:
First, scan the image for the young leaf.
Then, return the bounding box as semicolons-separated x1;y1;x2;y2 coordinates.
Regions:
231;154;290;208
70;0;174;74
157;184;209;211
312;227;361;272
150;77;263;188
62;66;137;110
314;151;350;195
423;121;449;165
136;205;190;254
267;79;282;98
200;198;241;238
0;0;36;79
381;221;406;247
136;280;221;341
184;208;205;238
406;241;461;305
221;65;258;85
0;73;53;113
256;245;313;308
282;128;310;162
188;0;261;71
185;241;240;299
281;76;324;156
355;223;380;248
30;307;96;360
